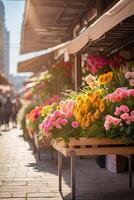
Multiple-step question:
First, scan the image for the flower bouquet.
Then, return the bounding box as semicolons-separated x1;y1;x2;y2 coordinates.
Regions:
41;99;84;143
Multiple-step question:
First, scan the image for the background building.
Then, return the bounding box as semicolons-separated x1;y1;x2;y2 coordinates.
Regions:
0;0;10;78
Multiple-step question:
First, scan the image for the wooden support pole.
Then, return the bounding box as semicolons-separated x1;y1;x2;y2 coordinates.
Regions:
74;53;82;92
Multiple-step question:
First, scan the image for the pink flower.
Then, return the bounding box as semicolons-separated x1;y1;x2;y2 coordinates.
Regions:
126;120;131;125
131;110;134;116
130;115;134;122
68;100;75;111
114;107;121;116
104;115;121;130
104;122;110;131
59;118;68;125
60;99;75;117
120;113;129;120
112;118;121;126
119;105;129;113
34;112;39;119
85;75;96;85
129;79;134;86
116;88;128;98
115;95;122;102
125;72;132;79
128;89;134;96
71;121;79;128
55;121;62;129
54;110;64;117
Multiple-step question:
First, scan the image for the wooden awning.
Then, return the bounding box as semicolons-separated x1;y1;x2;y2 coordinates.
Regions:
20;0;91;54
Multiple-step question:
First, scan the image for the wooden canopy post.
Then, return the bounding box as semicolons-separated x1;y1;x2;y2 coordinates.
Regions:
74;53;82;92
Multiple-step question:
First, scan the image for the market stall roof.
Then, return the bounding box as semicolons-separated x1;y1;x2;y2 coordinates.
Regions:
18;41;68;72
66;0;134;54
84;15;134;55
18;81;36;94
20;0;91;54
17;53;51;73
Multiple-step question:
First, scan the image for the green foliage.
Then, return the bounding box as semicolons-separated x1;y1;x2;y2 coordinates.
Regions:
17;102;37;138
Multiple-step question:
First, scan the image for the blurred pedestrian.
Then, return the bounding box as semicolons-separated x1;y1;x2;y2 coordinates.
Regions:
3;96;13;130
0;90;6;127
12;95;22;127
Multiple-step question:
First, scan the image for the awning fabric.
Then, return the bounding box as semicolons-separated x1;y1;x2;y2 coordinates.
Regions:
17;53;50;73
67;0;134;54
17;42;68;73
18;0;134;72
19;82;36;95
20;0;91;54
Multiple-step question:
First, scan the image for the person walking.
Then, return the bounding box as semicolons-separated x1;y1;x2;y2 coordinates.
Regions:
0;90;6;129
3;96;13;130
12;95;22;127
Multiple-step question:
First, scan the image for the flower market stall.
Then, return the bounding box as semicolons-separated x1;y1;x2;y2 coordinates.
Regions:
20;59;74;158
38;57;134;199
17;0;134;199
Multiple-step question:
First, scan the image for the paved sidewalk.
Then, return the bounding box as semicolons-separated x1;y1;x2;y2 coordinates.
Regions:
0;128;134;200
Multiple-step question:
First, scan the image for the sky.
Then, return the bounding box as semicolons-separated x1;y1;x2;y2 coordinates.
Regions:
2;0;25;75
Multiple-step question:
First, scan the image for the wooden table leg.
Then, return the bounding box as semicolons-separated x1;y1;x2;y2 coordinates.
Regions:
71;156;75;200
128;155;132;188
58;152;62;192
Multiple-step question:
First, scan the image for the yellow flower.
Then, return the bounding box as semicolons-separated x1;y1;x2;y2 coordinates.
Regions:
94;109;100;119
76;96;82;101
98;75;105;84
93;89;102;99
99;102;105;112
99;99;106;112
57;105;60;110
86;91;92;97
85;120;90;128
98;72;113;85
91;115;95;122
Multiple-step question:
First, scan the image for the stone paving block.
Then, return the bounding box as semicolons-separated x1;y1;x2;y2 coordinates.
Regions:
11;192;27;198
27;192;58;197
28;198;62;200
2;181;27;186
0;128;134;200
0;192;11;198
0;199;25;200
0;185;39;193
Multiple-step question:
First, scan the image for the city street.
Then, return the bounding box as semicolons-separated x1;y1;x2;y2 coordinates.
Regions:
0;128;134;200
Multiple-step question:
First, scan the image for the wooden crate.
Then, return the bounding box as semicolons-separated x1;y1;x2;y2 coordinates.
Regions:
34;132;52;150
52;137;134;157
27;128;34;139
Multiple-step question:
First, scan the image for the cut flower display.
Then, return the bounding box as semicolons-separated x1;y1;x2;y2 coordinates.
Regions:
41;100;83;142
25;55;134;143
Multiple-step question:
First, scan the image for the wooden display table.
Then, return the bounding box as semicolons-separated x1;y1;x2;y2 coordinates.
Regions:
33;132;53;160
52;137;134;200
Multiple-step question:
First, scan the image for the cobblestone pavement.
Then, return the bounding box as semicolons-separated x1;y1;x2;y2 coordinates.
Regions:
0;128;134;200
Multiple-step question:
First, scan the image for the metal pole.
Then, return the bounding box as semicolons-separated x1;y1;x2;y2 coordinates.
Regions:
128;155;132;188
58;152;62;192
71;156;75;200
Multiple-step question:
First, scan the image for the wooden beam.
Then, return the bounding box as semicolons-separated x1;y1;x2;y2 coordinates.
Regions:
74;53;82;92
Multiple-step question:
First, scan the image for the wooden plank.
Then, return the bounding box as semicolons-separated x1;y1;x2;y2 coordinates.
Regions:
53;143;134;157
53;143;68;157
69;137;127;147
68;147;134;156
